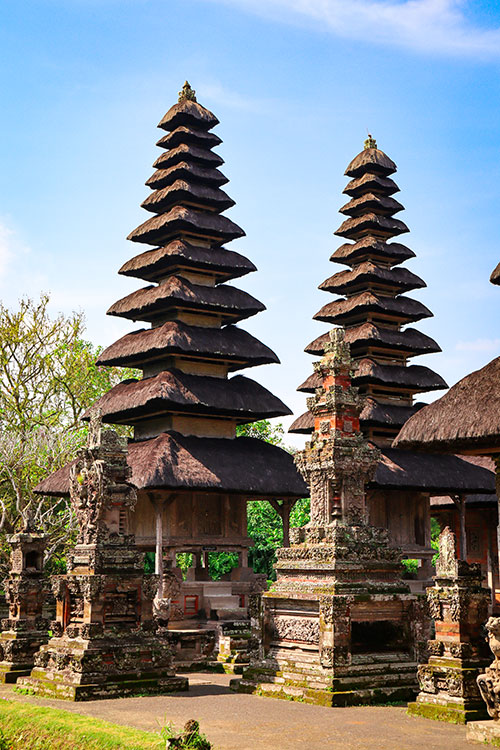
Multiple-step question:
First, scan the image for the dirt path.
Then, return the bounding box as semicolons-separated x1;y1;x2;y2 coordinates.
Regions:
0;673;478;749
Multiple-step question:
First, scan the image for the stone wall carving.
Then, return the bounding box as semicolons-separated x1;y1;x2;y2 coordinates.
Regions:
271;615;319;644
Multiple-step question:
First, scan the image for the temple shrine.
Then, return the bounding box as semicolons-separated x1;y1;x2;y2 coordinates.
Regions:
19;421;187;699
35;83;306;639
0;526;49;683
408;526;491;724
289;137;495;588
236;328;428;705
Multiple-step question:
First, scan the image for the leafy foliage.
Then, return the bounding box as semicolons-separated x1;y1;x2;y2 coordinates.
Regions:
0;295;138;575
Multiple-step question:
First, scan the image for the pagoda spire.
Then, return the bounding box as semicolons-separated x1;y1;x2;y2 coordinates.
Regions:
290;139;447;444
90;84;298;442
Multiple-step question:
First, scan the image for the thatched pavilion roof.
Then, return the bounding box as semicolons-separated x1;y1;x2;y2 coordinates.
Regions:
34;434;308;498
394;356;500;455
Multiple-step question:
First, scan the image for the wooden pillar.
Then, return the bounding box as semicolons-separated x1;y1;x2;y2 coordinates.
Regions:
154;502;164;598
451;495;467;561
269;498;295;548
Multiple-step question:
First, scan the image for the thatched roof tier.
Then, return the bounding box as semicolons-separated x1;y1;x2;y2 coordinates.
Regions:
345;147;397;178
339;193;404;218
107;276;264;324
394;356;500;455
84;370;291;424
319;262;426;295
288;401;422;435
360;399;422;428
118;240;256;284
330;238;415;268
335;213;409;241
156;126;222;150
305;323;441;358
35;433;308;497
297;360;446;394
158;98;219;132
343;173;399;198
141;180;235;214
354;359;447;392
152;143;224;171
288;410;313;434
372;448;495;493
127;205;245;245
96;321;279;370
146;162;228;191
313;292;431;326
491;262;500;286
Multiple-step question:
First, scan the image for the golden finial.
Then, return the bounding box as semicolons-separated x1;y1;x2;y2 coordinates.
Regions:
178;81;197;103
364;134;377;150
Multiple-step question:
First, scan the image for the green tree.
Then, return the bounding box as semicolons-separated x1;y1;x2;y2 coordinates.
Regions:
0;294;137;574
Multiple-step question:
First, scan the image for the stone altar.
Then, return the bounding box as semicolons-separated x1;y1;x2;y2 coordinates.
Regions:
0;526;49;683
408;526;490;723
235;330;428;705
18;417;187;700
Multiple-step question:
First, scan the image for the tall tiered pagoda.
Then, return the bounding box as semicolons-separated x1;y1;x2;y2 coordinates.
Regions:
290;137;495;584
36;83;306;622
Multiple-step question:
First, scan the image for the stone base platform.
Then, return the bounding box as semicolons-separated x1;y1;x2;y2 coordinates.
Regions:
17;672;188;701
0;664;33;684
232;652;418;707
467;720;500;746
408;700;487;725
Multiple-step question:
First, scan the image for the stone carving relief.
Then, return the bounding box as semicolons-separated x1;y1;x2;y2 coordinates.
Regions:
271;615;319;644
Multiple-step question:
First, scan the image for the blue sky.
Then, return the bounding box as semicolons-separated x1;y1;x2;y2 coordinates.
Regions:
1;0;499;444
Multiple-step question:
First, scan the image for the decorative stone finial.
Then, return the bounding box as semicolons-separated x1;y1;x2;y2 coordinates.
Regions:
364;134;377;150
178;81;197;103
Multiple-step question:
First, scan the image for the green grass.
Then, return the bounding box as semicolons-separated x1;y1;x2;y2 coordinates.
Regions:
0;698;165;749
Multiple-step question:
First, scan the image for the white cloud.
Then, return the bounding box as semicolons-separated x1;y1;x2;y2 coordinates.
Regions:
203;0;500;59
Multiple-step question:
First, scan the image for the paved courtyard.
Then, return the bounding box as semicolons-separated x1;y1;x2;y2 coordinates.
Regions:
0;672;479;749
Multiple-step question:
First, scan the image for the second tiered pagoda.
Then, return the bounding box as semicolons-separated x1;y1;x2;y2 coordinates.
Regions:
290;137;495;586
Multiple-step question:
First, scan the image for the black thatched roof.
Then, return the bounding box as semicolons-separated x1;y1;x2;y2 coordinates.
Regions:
118;240;256;284
97;321;280;370
313;292;431;326
394;356;500;454
335;213;409;241
345;148;397;178
34;433;308;498
158;99;219;132
491;262;500;286
156;125;222;150
340;193;404;218
107;276;264;324
372;448;495;493
319;262;425;295
153;143;224;171
83;370;291;424
142;180;234;214
288;410;313;434
343;173;399;198
305;323;441;358
146;162;228;190
297;361;446;395
127;205;245;246
330;238;415;268
288;401;423;434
